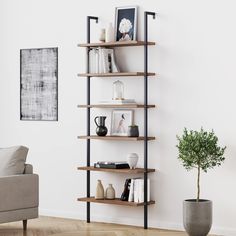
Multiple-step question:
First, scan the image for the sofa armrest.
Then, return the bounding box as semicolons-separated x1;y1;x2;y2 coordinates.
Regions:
24;164;33;174
0;174;39;212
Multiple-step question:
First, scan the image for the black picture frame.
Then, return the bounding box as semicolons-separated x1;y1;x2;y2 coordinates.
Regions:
115;6;138;42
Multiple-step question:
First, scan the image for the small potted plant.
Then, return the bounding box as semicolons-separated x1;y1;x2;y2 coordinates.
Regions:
176;128;226;236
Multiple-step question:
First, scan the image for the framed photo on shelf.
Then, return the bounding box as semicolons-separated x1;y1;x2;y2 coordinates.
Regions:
115;6;138;42
111;109;134;136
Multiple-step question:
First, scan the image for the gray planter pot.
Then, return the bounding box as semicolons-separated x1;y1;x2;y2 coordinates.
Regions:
183;199;212;236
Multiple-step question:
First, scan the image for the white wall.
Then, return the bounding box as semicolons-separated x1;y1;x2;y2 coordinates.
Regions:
0;0;236;235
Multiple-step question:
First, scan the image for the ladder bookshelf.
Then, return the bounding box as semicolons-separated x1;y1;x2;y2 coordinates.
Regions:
77;12;156;229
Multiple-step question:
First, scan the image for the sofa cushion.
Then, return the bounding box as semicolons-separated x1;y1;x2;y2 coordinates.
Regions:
0;146;29;176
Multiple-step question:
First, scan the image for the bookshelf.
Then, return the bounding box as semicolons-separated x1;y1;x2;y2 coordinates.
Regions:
77;12;156;229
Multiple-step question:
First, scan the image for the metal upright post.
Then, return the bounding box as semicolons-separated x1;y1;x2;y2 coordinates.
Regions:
144;11;156;229
86;16;98;223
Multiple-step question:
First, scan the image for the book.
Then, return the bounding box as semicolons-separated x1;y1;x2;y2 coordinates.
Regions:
94;161;129;169
120;179;131;201
133;178;150;203
99;99;136;104
97;48;120;73
128;178;140;202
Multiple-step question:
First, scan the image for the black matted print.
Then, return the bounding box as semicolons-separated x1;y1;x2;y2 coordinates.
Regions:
20;48;58;121
115;6;137;41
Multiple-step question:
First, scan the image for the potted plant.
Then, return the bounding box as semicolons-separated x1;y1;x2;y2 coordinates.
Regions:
176;128;226;236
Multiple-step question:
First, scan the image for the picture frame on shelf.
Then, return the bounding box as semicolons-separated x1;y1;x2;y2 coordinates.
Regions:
115;6;138;42
111;109;134;136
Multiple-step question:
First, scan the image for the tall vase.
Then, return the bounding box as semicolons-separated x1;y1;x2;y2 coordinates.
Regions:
105;23;114;42
95;180;104;199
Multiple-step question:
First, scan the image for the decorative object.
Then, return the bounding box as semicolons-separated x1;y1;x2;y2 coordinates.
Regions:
105;23;114;42
99;28;106;42
177;128;226;236
127;153;139;169
111;109;133;136
112;80;124;100
95;180;105;199
94;116;108;136
20;48;58;121
105;184;115;199
128;125;139;137
115;6;138;41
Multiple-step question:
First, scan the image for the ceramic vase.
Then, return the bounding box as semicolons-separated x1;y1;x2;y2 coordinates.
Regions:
105;23;114;42
128;125;139;137
127;153;139;169
94;116;108;136
95;180;104;199
183;199;212;236
99;28;106;42
105;184;115;200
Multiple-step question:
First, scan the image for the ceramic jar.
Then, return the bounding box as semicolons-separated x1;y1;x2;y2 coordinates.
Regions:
95;180;104;199
105;23;114;42
128;125;139;137
105;184;115;200
99;28;106;42
127;153;139;169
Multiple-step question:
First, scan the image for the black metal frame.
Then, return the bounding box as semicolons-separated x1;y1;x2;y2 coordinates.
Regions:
144;11;156;229
85;11;155;229
86;16;98;223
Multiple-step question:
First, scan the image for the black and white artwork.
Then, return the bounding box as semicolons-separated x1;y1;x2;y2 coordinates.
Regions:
20;48;58;121
115;6;138;41
111;109;133;136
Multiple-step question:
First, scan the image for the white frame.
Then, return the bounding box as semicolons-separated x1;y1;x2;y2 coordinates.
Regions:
115;6;138;42
110;109;134;136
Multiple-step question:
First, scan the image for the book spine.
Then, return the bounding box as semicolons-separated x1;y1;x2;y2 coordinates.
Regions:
128;179;134;202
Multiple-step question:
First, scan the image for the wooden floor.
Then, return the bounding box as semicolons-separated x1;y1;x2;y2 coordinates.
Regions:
0;216;189;236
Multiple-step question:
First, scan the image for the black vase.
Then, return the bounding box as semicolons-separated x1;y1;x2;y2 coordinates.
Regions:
128;125;139;137
94;116;108;136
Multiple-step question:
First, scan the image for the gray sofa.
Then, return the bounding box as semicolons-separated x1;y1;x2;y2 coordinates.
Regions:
0;146;39;230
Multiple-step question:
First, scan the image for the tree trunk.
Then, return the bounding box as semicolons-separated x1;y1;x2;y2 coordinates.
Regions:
197;165;200;202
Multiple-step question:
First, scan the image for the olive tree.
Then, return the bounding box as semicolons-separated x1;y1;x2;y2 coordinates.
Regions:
176;128;226;202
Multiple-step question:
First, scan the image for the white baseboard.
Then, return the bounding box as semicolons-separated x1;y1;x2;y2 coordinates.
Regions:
39;208;236;236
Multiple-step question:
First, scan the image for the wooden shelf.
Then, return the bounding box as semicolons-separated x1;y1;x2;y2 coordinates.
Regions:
77;166;155;173
78;40;155;48
77;135;156;141
77;72;156;78
77;197;155;207
77;104;156;109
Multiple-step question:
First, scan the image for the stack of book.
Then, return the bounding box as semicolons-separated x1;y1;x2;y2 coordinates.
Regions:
89;48;120;73
99;99;136;105
120;178;150;203
94;161;129;169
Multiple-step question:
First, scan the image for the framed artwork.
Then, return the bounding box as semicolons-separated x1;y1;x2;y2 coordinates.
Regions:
115;6;138;42
111;109;134;136
20;47;58;121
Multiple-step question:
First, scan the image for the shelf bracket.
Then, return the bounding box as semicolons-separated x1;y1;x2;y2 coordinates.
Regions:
144;11;156;230
86;15;98;224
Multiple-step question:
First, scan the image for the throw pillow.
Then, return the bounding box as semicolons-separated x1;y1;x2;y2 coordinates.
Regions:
0;146;29;176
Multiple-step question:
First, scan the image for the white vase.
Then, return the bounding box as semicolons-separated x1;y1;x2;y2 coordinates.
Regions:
95;180;104;199
105;184;115;199
127;153;139;169
105;23;114;42
99;28;105;42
